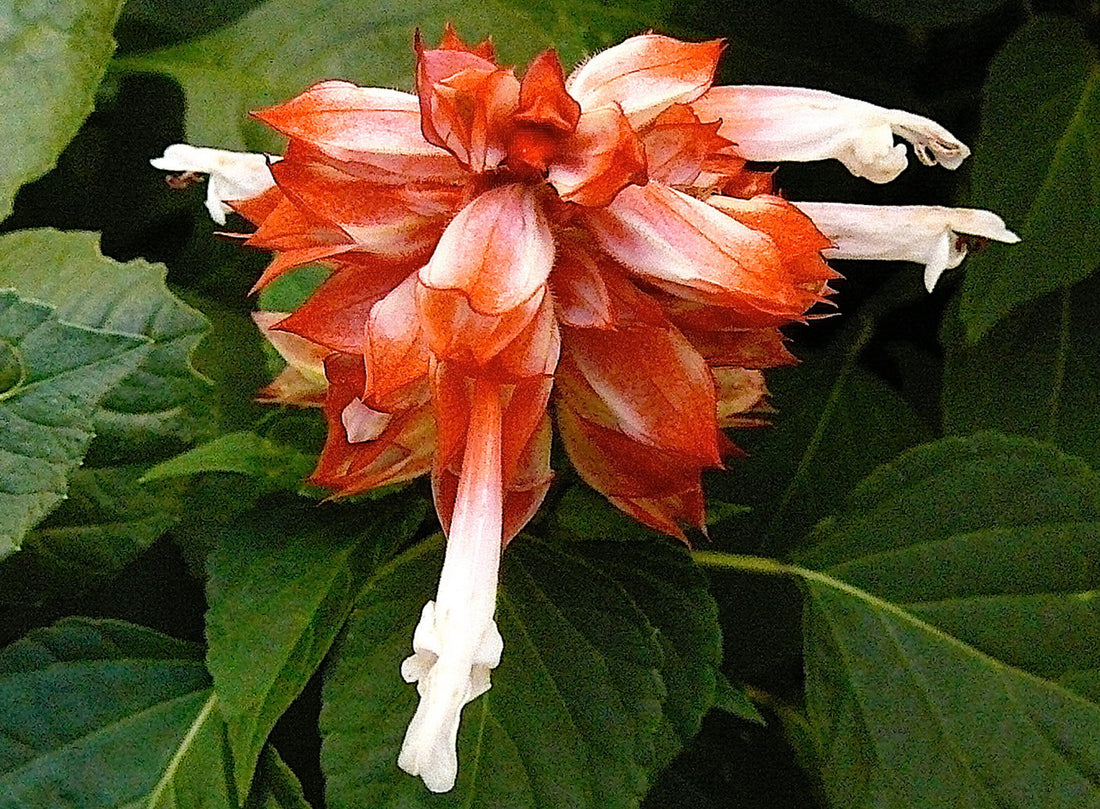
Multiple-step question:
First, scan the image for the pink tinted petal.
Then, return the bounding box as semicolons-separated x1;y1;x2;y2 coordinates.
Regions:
364;274;431;407
559;320;721;466
584;183;822;319
546;104;647;207
416;284;547;367
416;40;519;172
253;81;466;182
419;184;553;315
311;354;435;496
565;34;722;125
276;260;415;353
271;152;454;257
550;240;666;329
639;104;731;186
556;404;707;541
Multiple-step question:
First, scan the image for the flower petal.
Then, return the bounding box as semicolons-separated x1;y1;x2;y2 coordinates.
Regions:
252;81;465;182
792;202;1019;291
400;375;506;793
270;145;457;257
584;183;825;320
419;183;554;315
556;403;707;541
252;310;330;406
515;49;581;131
310;354;435;496
275;259;416;353
363;274;431;408
692;86;970;183
151;144;278;224
565;34;723;126
638;104;731;186
416;38;520;172
557;316;720;466
546;103;647;207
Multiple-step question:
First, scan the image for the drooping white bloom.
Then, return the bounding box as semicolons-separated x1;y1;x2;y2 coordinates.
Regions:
150;145;279;224
397;378;506;793
693;86;970;183
792;202;1020;291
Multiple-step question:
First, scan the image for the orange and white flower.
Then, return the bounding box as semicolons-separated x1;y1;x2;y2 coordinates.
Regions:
153;26;1015;793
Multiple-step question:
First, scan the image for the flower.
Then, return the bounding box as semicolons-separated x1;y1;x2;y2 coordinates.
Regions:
791;202;1020;291
153;26;1015;793
150;144;278;224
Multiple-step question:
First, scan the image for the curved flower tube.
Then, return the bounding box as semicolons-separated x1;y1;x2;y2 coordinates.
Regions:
152;26;1017;793
790;202;1020;291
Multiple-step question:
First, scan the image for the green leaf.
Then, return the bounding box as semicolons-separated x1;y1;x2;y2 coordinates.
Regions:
321;534;720;808
709;315;932;552
206;495;428;798
800;432;1100;570
802;570;1100;809
0;617;217;808
0;229;211;452
943;274;1100;470
0;0;126;218
959;17;1100;341
116;0;669;150
836;0;1010;29
247;747;315;809
712;672;765;725
0;291;149;558
143;430;316;490
0;465;185;606
790;433;1100;806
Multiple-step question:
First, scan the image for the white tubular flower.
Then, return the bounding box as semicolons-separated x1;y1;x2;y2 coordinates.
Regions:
398;378;506;793
792;202;1020;291
150;144;279;224
692;86;970;183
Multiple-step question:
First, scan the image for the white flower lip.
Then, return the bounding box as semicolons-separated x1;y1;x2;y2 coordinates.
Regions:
150;144;279;224
793;202;1021;291
693;86;971;183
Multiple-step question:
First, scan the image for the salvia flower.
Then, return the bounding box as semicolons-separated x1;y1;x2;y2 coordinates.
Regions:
153;27;1017;793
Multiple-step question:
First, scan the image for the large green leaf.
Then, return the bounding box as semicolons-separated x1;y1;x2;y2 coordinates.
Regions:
943;273;1100;470
792;433;1100;806
116;0;669;150
0;291;149;557
0;0;126;218
0;617;312;809
959;17;1100;341
802;571;1100;809
0;229;211;451
206;495;428;798
143;430;317;491
320;534;720;808
800;432;1100;569
0;617;213;808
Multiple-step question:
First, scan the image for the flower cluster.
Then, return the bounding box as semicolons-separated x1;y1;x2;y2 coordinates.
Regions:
154;27;1017;793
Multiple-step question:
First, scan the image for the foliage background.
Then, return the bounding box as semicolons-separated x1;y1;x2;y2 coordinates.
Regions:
1;0;1099;807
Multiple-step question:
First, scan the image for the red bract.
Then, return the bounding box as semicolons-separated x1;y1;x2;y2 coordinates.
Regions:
247;29;836;544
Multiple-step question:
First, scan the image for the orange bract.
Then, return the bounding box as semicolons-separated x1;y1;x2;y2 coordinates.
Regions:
245;27;836;543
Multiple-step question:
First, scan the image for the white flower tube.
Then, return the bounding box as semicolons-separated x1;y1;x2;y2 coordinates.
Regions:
692;86;969;183
150;144;279;224
398;377;505;793
793;202;1020;291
